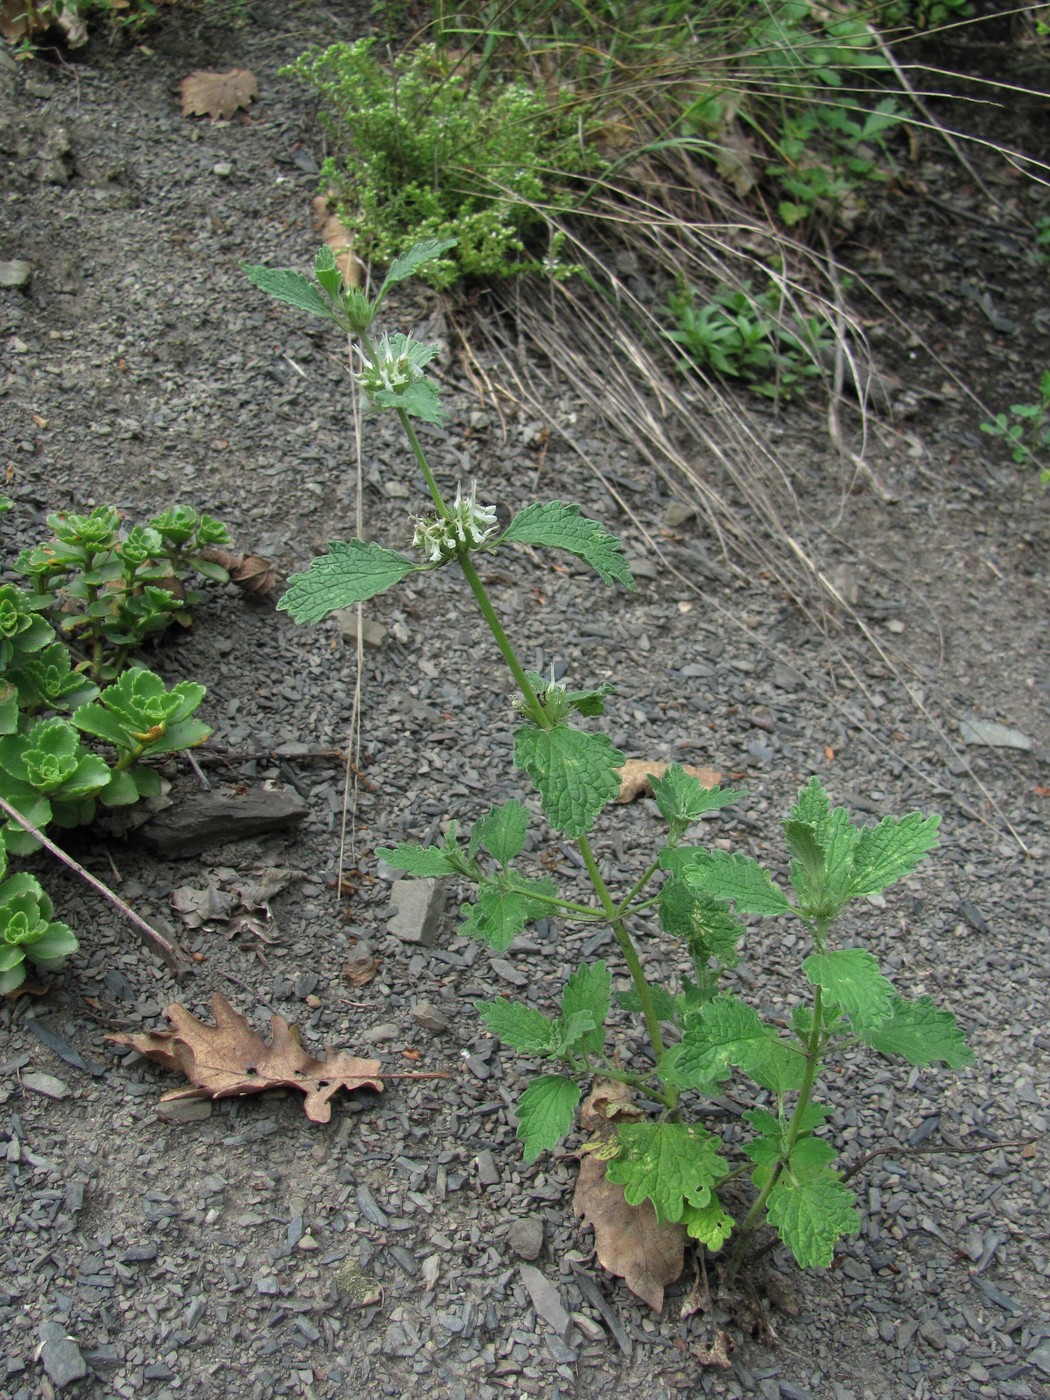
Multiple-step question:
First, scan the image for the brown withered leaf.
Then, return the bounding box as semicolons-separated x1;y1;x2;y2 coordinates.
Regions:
574;1153;686;1313
312;192;362;288
616;758;721;804
574;1077;686;1312
199;547;277;597
109;993;382;1123
180;68;258;121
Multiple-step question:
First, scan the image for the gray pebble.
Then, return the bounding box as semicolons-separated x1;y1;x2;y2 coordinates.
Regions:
387;877;445;946
36;1320;87;1388
412;999;449;1032
506;1217;544;1260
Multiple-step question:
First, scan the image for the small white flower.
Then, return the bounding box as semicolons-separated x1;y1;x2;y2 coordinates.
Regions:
412;481;499;564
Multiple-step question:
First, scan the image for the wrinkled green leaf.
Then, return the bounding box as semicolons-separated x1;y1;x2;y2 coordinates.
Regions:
501;502;635;589
374;842;458;878
803;947;894;1035
649;764;742;831
863;995;973;1068
664;994;805;1093
474;997;556;1053
848;811;941;898
663;848;793;917
760;1162;860;1269
560;961;610;1057
279;540;419;624
471;800;528;866
514;724;623;838
515;1074;580;1164
379;238;459;298
606;1121;728;1224
459;877;555;953
683;1194;735;1250
242;263;335;320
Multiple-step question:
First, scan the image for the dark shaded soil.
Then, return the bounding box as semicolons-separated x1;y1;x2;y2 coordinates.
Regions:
0;7;1048;1399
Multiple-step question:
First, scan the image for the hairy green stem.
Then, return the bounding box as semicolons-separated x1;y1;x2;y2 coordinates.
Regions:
456;551;547;727
398;410;452;520
578;832;676;1109
612;855;664;920
730;986;825;1274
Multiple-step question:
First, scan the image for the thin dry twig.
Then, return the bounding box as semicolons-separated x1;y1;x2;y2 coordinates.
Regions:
0;793;191;976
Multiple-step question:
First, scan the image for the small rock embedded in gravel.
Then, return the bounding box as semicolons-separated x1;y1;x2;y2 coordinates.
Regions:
36;1319;87;1388
476;1149;500;1186
21;1071;71;1099
335;610;388;648
519;1263;573;1341
412;999;449;1032
958;718;1032;749
0;259;32;288
364;1022;399;1043
139;785;308;857
506;1217;544;1260
156;1097;212;1123
387;877;445;946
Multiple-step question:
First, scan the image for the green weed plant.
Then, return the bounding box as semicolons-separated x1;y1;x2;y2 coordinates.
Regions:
981;370;1050;484
285;39;604;289
666;278;832;400
0;503;215;990
244;240;972;1280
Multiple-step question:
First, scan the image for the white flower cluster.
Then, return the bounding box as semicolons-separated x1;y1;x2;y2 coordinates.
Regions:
354;333;435;396
412;482;499;563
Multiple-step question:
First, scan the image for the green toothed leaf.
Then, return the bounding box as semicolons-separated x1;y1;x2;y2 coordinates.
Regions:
605;1120;729;1224
803;947;895;1035
847;811;941;898
560;960;610;1057
501;502;635;589
683;1194;735;1250
474;998;556;1054
378;238;459;298
242;263;335;320
663;994;805;1094
759;1161;860;1269
375;842;458;878
515;1074;580;1164
514;724;623;839
471;799;528;866
279;540;419;624
863;995;973;1068
459;876;556;953
663;848;793;918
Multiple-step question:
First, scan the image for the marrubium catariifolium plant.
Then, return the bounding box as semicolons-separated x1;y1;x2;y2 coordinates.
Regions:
244;241;973;1279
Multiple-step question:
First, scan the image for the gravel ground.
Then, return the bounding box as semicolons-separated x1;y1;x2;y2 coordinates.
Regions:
1;6;1048;1398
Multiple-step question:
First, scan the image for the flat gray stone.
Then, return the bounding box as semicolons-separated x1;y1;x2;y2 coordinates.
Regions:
519;1263;573;1341
21;1071;71;1099
506;1217;544;1261
37;1320;87;1388
412;999;449;1032
334;610;388;648
155;1097;212;1123
139;785;308;857
476;1149;500;1187
0;259;31;288
387;878;445;946
959;718;1033;750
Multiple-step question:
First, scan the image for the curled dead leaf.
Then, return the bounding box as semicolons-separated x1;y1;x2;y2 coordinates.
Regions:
616;759;721;804
692;1327;734;1370
199;547;278;597
312;193;362;288
574;1152;686;1313
109;993;383;1123
179;68;258;121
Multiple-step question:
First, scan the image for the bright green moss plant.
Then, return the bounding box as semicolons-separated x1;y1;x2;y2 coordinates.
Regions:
244;239;973;1281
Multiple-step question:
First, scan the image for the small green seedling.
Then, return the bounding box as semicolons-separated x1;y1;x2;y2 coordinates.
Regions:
245;239;972;1284
981;370;1050;483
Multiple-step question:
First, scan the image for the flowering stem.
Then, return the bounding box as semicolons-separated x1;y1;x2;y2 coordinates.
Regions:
456;551;546;727
398;410;451;520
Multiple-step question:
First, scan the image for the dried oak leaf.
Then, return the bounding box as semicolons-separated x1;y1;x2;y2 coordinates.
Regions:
180;68;258;121
615;759;721;804
574;1153;686;1313
312;192;362;288
109;993;382;1123
573;1078;686;1312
